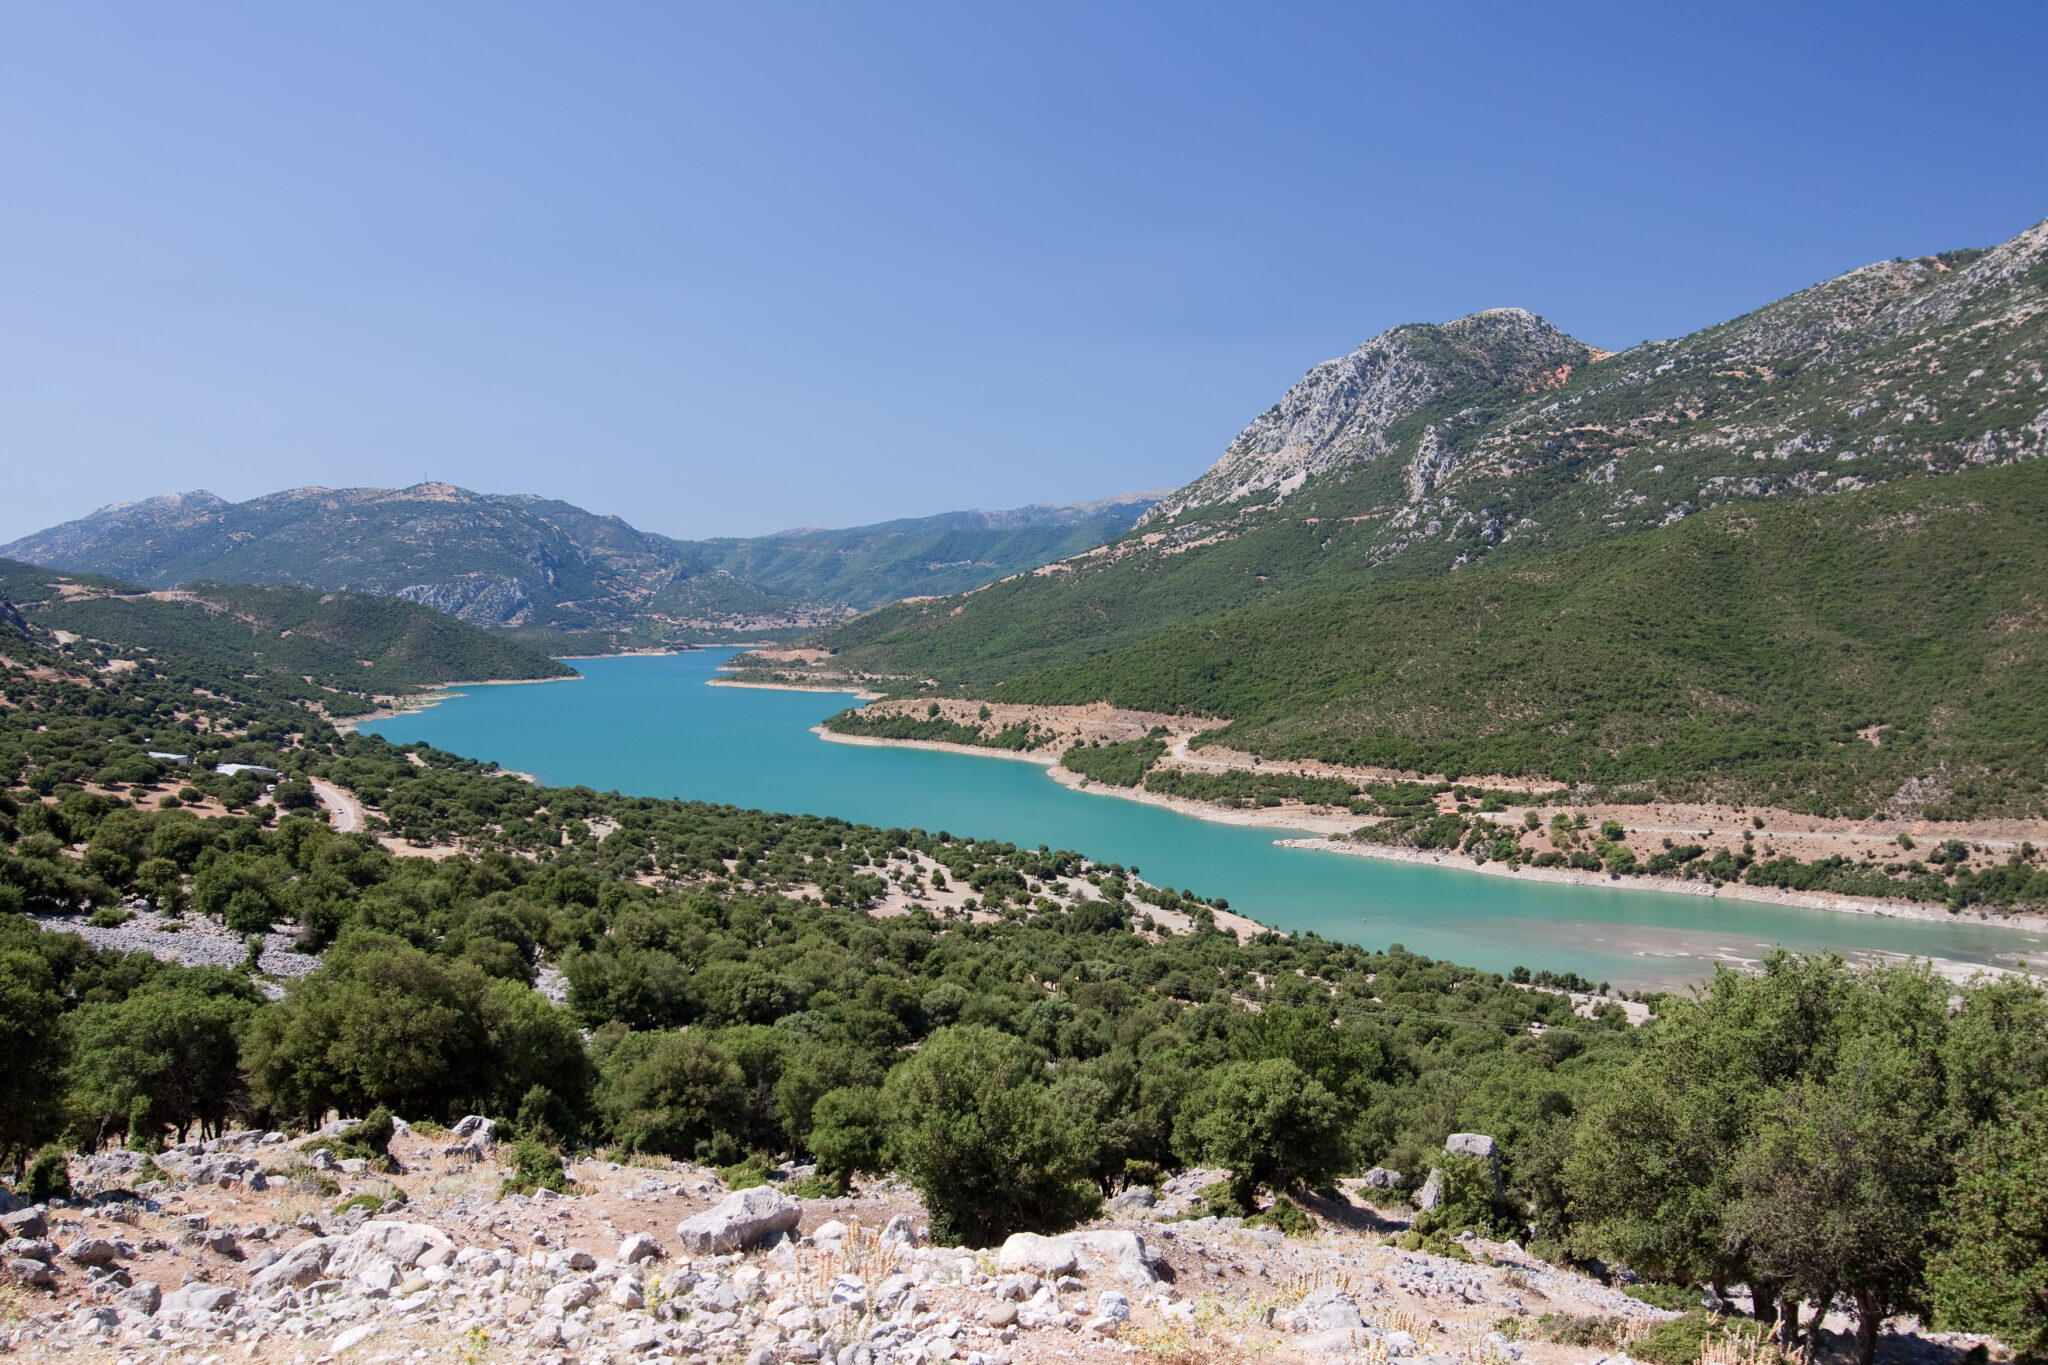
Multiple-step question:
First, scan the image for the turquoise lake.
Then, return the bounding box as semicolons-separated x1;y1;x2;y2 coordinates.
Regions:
359;651;2047;991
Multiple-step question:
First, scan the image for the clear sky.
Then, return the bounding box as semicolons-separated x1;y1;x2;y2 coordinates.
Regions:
3;3;2044;544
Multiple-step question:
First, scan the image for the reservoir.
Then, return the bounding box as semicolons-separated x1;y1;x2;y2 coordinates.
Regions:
359;650;2047;991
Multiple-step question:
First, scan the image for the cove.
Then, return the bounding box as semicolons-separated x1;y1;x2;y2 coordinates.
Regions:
359;651;2046;991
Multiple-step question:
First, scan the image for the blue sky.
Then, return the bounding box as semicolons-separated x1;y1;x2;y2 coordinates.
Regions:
3;3;2044;543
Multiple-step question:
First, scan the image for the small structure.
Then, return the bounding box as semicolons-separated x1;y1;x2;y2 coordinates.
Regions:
214;763;281;778
146;751;193;765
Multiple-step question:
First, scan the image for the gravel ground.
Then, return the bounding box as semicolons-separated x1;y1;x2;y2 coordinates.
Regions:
33;905;320;981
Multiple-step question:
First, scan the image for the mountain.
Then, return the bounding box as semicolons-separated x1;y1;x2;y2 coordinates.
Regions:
0;483;832;641
2;484;1160;639
0;559;573;715
752;217;2048;818
680;492;1163;609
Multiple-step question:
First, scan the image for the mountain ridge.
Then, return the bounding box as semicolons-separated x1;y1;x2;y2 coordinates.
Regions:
2;484;1163;636
752;216;2048;816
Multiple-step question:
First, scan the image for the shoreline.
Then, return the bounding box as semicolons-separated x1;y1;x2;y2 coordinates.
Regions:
813;727;1057;762
1276;837;2048;935
332;673;580;732
801;726;2048;939
717;679;885;700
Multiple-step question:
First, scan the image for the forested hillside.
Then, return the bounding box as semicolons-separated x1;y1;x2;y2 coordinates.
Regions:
685;494;1160;609
0;560;572;716
763;219;2048;816
3;593;2046;1357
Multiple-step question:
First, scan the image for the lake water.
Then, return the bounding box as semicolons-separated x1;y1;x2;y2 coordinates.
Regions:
359;651;2048;992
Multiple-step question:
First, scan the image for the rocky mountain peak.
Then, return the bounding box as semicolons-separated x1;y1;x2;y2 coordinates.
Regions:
1143;308;1586;524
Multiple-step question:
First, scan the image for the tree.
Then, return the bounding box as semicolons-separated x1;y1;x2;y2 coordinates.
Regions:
1927;1091;2048;1359
0;945;67;1174
807;1086;888;1191
883;1025;1101;1246
598;1030;748;1159
1172;1057;1345;1209
1726;1026;1947;1365
241;931;580;1124
1566;953;1853;1320
66;978;259;1146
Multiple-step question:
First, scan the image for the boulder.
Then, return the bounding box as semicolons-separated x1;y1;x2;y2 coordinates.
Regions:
1066;1230;1162;1286
443;1115;497;1158
1291;1287;1365;1333
0;1208;48;1240
249;1237;339;1295
674;1186;801;1255
161;1282;238;1315
996;1232;1078;1278
1445;1132;1502;1194
1359;1167;1402;1190
878;1213;920;1249
85;1151;145;1178
329;1221;456;1277
1109;1185;1156;1213
1096;1290;1131;1323
617;1231;663;1265
609;1277;644;1309
5;1256;53;1287
1416;1169;1444;1212
3;1238;54;1263
0;1190;21;1216
64;1237;122;1267
117;1280;162;1316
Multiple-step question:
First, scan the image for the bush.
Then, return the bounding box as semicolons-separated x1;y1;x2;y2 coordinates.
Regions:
1413;1153;1511;1238
807;1086;888;1191
328;1108;399;1173
500;1137;573;1196
24;1144;71;1201
716;1154;773;1191
1928;1091;2048;1357
1174;1058;1346;1209
1245;1194;1316;1237
883;1025;1101;1246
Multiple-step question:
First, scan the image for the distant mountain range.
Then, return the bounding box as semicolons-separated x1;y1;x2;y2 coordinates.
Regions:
0;486;1161;646
748;215;2048;820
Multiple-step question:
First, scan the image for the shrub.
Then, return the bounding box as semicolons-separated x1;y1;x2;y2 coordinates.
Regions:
883;1025;1100;1246
24;1145;71;1201
1245;1194;1316;1237
499;1137;573;1196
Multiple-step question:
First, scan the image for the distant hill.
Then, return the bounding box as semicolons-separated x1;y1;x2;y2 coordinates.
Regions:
0;559;573;716
2;484;1160;640
755;216;2048;818
680;493;1162;609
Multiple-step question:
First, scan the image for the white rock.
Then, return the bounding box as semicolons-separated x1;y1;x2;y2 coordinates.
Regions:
995;1233;1077;1278
250;1237;339;1295
617;1231;663;1265
675;1187;800;1256
1066;1231;1161;1286
1096;1291;1130;1322
332;1323;379;1352
610;1277;645;1309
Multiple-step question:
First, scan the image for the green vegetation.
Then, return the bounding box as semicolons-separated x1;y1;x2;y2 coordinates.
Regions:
0;560;572;718
771;227;2048;828
0;564;2044;1362
684;498;1158;610
1061;738;1165;787
809;462;2048;823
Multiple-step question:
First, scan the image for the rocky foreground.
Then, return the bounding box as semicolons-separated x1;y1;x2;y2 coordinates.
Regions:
0;1125;1995;1365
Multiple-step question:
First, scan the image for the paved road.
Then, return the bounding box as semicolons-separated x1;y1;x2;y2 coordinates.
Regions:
310;779;363;834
